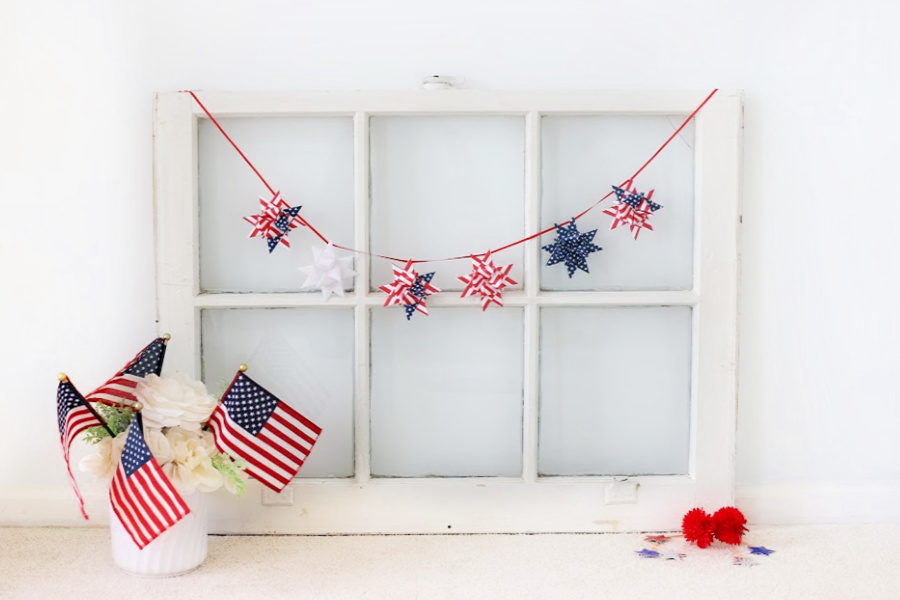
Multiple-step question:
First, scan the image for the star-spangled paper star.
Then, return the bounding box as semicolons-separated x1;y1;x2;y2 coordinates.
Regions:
458;251;517;310
635;549;660;558
748;546;775;556
542;220;602;277
733;557;759;567
298;243;357;300
243;192;304;253
604;183;662;240
378;260;440;320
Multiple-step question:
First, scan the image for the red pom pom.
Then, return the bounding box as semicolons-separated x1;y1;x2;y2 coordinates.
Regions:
712;506;747;545
682;508;715;548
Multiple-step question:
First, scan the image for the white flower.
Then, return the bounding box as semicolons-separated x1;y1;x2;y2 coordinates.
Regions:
135;373;218;431
144;428;175;467
161;428;223;494
78;432;127;482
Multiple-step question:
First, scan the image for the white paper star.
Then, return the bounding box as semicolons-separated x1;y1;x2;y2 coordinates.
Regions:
298;243;356;300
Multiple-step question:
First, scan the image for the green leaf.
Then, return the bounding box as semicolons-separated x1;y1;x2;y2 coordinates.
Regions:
211;452;249;497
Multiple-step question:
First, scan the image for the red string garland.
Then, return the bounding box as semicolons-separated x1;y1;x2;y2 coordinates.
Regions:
184;88;719;266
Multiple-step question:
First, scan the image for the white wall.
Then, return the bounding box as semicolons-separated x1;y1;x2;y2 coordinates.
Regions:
2;0;898;524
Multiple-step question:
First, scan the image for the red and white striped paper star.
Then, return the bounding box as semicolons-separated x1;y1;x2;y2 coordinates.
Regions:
378;260;441;319
604;182;662;240
458;251;517;311
243;192;304;251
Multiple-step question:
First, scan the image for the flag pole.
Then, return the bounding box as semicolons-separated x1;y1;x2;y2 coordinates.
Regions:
59;373;116;438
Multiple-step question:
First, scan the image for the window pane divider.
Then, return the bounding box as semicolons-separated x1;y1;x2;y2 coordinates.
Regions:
353;111;372;484
522;111;542;483
191;289;700;308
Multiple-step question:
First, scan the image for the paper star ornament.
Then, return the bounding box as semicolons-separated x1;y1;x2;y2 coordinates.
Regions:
748;546;775;556
243;192;304;252
458;251;517;310
635;549;660;558
298;243;356;300
542;220;602;277
378;260;440;320
604;182;662;240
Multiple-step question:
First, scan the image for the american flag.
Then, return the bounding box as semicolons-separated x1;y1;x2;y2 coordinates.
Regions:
109;413;189;549
208;371;322;492
57;377;106;519
86;337;167;407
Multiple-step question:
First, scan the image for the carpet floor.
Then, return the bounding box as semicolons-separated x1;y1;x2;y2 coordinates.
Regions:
1;524;898;599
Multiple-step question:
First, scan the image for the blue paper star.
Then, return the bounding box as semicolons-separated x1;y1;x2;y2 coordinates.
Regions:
542;220;602;277
748;546;775;556
635;548;660;558
403;272;437;320
273;205;303;234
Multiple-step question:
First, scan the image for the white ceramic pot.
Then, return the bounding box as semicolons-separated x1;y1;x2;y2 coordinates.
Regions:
110;491;209;577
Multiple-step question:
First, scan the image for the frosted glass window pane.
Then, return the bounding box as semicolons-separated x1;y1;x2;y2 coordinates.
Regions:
541;116;694;290
201;308;354;478
369;116;525;292
539;307;692;475
199;118;354;293
370;308;523;477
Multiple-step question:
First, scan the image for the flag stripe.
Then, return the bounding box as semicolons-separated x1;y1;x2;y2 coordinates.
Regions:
116;468;156;546
111;472;153;547
256;427;309;465
208;411;295;485
211;407;300;473
88;376;141;406
130;469;167;534
273;402;322;436
63;459;88;520
208;410;295;488
145;464;188;522
267;411;317;451
62;408;99;456
263;421;313;457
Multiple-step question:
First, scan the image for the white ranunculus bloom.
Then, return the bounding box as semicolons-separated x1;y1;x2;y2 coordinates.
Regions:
144;428;175;467
79;432;128;481
135;373;218;431
161;427;223;494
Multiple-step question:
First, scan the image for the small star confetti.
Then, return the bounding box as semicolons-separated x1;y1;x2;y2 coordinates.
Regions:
733;557;759;567
635;549;660;558
748;546;775;556
378;260;440;320
661;551;686;561
542;220;602;277
458;251;517;310
298;243;357;300
644;534;675;544
604;182;662;240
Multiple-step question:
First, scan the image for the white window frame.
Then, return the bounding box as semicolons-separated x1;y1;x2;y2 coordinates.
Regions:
153;90;742;534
